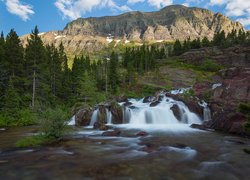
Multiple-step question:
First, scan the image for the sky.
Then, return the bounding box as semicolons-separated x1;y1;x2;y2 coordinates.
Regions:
0;0;250;36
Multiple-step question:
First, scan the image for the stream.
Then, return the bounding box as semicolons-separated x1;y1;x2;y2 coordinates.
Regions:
0;96;250;179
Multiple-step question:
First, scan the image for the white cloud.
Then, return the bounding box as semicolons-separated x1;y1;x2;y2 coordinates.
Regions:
209;0;250;27
182;3;189;7
237;17;250;26
147;0;173;9
127;0;145;4
4;0;34;21
55;0;131;20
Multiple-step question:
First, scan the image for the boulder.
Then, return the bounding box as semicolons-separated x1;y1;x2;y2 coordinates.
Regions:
110;102;123;124
136;131;149;136
143;96;155;103
102;130;121;137
75;108;93;126
170;104;182;121
150;101;161;107
116;96;128;103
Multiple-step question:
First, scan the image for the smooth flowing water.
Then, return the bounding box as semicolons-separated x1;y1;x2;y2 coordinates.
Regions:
0;126;250;179
0;95;249;179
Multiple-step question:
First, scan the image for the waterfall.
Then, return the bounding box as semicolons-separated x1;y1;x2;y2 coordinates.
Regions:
106;108;112;125
90;109;99;126
199;101;212;121
68;115;76;125
121;96;202;126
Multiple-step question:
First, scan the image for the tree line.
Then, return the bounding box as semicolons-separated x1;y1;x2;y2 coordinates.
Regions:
172;29;250;56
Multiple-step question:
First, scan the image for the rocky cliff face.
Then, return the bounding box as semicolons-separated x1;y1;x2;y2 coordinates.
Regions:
20;5;244;55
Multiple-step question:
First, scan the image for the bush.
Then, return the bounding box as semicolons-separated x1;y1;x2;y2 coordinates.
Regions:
40;108;70;139
0;108;36;127
17;109;37;126
238;103;250;115
238;103;250;133
199;59;223;72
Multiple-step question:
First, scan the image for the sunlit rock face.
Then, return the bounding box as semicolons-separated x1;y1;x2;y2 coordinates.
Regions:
20;5;244;55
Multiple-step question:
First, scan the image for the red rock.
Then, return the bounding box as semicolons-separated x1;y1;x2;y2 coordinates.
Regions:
102;130;121;136
136;131;148;136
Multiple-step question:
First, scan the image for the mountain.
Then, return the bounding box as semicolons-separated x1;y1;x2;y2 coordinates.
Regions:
20;5;244;55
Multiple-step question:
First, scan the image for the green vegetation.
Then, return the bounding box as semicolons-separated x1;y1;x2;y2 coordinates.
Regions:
16;135;54;148
16;107;70;147
172;29;250;56
238;103;250;133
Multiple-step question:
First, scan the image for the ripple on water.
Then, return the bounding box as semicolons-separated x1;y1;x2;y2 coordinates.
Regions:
158;146;197;160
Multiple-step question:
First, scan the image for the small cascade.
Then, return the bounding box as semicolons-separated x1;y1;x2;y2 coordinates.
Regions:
106;108;112;125
68;115;76;125
120;96;202;126
199;101;212;121
90;109;99;126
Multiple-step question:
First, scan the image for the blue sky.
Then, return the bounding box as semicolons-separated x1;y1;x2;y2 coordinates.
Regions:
1;0;250;36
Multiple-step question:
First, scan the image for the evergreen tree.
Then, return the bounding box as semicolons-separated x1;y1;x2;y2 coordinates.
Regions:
108;52;119;93
25;26;49;108
213;30;226;46
173;39;183;56
0;32;7;109
202;37;210;47
76;72;103;105
2;78;21;119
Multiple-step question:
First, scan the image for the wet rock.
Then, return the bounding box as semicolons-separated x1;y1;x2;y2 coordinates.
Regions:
182;99;203;118
190;124;206;130
150;101;161;107
102;130;121;137
93;122;109;130
123;101;133;107
204;110;247;135
170;104;182;121
110;102;123;124
75;108;93;126
136;131;149;136
143;96;155;103
116;96;128;103
172;143;188;149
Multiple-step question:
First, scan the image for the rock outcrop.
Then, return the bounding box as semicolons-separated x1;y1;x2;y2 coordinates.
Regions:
181;46;250;68
75;108;93;126
20;5;244;55
194;67;250;135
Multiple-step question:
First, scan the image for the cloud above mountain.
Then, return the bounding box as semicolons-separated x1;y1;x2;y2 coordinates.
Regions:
3;0;34;21
54;0;131;20
209;0;250;26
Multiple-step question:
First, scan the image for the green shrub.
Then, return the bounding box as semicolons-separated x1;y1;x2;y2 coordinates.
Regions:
182;88;195;99
238;103;250;115
199;59;223;72
238;103;250;133
40;108;70;139
18;109;37;126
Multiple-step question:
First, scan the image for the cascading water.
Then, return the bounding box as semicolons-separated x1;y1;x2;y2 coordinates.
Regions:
90;109;99;126
106;108;112;125
199;101;212;121
121;96;202;126
68;115;76;125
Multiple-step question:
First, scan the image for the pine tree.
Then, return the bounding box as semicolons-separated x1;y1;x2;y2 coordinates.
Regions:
76;72;103;105
108;52;119;93
202;37;210;47
0;32;7;109
25;26;49;108
173;39;183;56
3;78;21;119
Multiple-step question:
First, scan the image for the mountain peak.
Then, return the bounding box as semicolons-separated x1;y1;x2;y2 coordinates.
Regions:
21;5;244;55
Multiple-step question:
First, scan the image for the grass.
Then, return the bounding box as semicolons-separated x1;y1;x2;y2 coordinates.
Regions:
16;135;55;148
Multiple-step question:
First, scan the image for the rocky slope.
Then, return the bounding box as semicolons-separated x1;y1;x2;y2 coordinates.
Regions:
20;5;244;55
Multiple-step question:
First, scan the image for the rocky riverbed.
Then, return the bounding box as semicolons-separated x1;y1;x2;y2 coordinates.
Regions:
0;126;250;179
